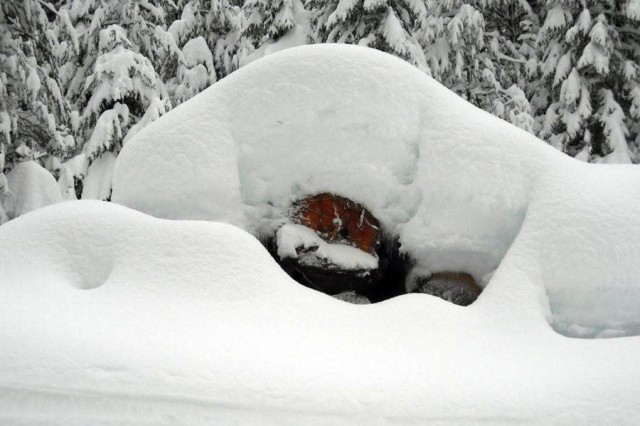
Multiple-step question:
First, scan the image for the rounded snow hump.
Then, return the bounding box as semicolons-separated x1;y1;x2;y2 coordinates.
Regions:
113;44;640;338
112;44;554;277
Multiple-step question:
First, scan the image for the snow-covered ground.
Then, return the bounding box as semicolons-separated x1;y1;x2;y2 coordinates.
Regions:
2;201;640;424
2;45;640;423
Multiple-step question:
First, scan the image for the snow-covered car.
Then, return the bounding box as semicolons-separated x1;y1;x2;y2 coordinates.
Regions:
2;45;640;424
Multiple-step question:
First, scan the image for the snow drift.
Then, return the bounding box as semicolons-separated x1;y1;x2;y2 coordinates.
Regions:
1;201;640;424
112;44;640;338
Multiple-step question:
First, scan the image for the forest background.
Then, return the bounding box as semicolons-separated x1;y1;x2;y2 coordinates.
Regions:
1;0;639;217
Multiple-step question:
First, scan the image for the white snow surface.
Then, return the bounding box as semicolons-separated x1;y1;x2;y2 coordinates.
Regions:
112;44;640;339
81;151;116;200
629;0;640;20
2;201;640;424
0;161;62;219
4;45;640;423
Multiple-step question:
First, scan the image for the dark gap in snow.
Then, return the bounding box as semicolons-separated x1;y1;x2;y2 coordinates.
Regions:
409;271;483;307
261;193;483;306
362;239;410;303
73;176;84;200
262;233;483;305
98;93;145;118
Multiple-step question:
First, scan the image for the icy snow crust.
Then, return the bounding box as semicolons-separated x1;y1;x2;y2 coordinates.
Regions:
2;201;640;424
112;44;640;338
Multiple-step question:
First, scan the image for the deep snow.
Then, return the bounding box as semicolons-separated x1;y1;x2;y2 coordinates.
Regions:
1;201;640;424
112;44;640;339
2;45;640;423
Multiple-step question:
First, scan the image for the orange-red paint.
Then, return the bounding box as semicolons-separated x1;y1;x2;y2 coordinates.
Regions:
291;193;380;254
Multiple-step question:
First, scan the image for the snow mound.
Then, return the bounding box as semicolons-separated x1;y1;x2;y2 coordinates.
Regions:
2;201;640;423
113;44;550;273
111;44;640;338
0;200;285;299
0;161;62;221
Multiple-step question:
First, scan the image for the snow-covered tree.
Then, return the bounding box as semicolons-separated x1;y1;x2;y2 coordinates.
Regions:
242;0;296;47
57;0;174;200
481;0;540;132
627;0;640;161
79;24;166;159
537;1;640;163
233;0;312;69
306;0;429;72
168;0;241;80
173;36;217;105
0;1;74;218
415;0;536;132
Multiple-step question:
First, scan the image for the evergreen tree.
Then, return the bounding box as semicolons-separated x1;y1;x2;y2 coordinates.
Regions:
537;0;640;163
243;0;296;47
0;0;74;218
173;36;217;105
57;0;174;199
168;0;241;79
481;0;540;132
417;0;536;132
80;24;165;159
232;0;296;68
306;0;429;72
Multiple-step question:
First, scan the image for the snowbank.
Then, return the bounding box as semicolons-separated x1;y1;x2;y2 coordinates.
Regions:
112;44;640;338
0;161;62;221
2;201;640;424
